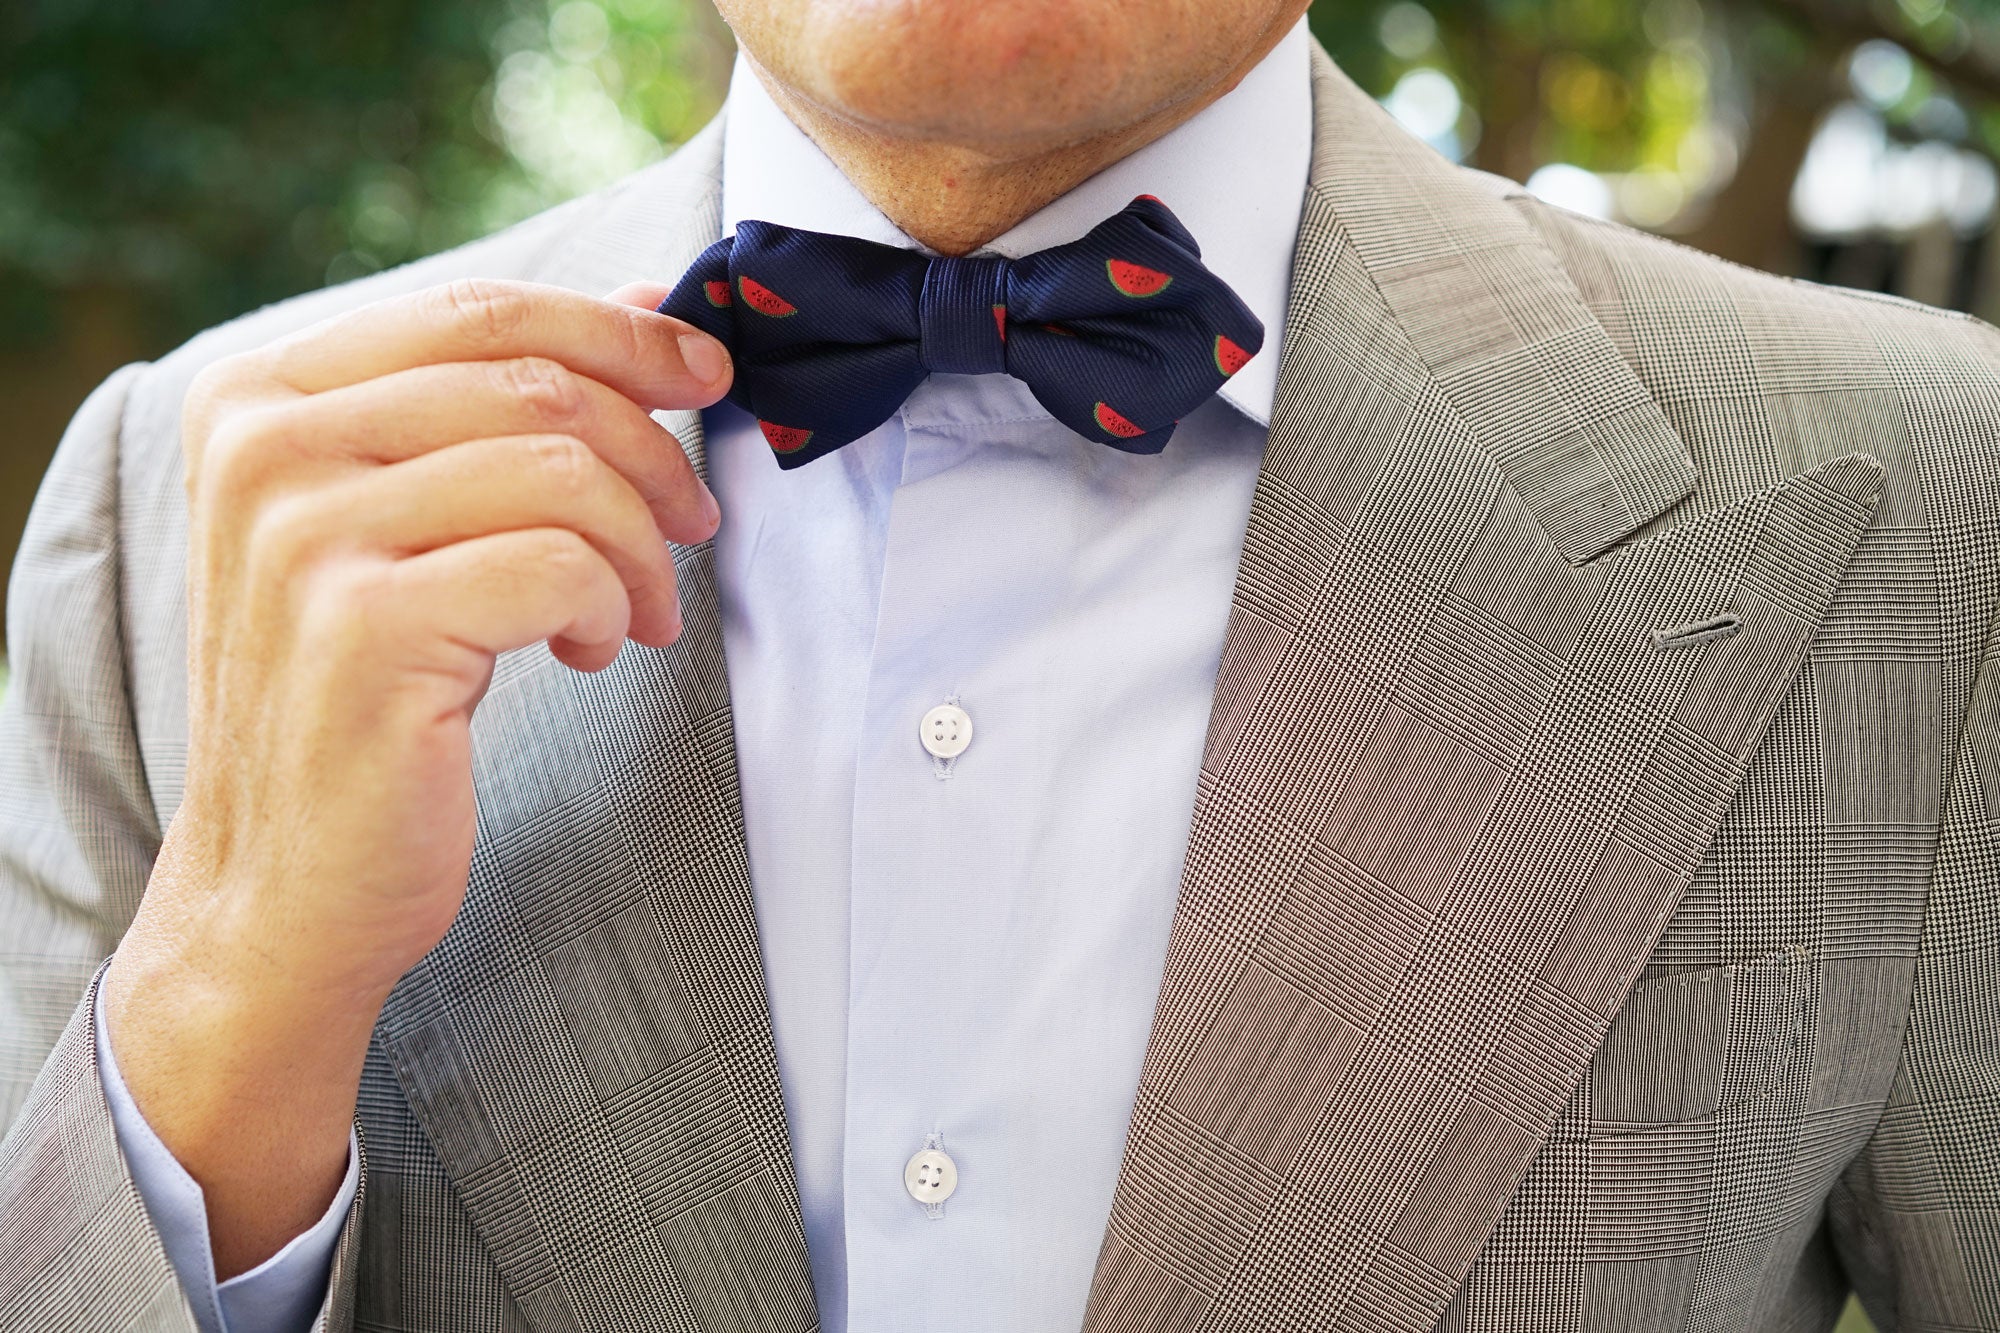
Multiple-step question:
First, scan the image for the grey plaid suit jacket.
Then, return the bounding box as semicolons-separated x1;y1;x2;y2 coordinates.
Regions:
3;43;1997;1333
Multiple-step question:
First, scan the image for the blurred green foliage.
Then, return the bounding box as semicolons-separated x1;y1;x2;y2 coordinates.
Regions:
0;0;728;352
1315;0;2000;161
1314;0;1716;168
1312;0;2000;235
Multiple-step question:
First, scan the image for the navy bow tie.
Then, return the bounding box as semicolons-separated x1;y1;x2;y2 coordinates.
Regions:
657;195;1264;468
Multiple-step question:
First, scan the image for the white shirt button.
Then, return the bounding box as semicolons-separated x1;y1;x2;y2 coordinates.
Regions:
904;1147;958;1204
919;702;973;759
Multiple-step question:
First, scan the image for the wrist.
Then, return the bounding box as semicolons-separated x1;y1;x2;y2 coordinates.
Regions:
101;926;378;1150
107;873;392;1065
102;904;378;1277
132;811;415;1010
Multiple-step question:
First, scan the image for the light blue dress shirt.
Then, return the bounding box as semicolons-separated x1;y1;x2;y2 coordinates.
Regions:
96;19;1311;1331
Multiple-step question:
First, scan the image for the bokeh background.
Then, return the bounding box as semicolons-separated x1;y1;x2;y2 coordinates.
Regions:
0;4;1985;1318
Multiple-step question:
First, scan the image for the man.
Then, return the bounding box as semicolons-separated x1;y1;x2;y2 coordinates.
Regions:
0;0;1995;1327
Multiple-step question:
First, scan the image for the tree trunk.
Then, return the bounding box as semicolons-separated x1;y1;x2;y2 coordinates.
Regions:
1464;14;1546;184
1677;74;1831;277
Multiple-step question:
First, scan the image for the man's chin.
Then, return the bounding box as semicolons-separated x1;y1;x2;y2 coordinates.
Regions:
723;0;1280;155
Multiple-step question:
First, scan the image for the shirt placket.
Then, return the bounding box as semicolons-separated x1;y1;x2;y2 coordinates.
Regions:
839;382;1059;1331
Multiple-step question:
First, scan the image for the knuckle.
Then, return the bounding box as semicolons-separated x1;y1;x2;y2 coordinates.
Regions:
183;358;238;422
245;492;324;574
194;409;278;501
436;278;530;348
503;356;585;425
308;560;396;654
181;358;255;468
526;433;599;500
604;303;646;368
538;528;603;589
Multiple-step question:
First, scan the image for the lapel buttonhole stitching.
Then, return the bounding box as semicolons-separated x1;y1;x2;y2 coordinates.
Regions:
1650;611;1742;652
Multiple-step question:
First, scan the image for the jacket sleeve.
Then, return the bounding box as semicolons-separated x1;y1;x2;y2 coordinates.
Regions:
1830;611;2000;1331
0;364;364;1332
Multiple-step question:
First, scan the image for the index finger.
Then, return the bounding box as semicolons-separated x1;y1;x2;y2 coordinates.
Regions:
255;278;733;410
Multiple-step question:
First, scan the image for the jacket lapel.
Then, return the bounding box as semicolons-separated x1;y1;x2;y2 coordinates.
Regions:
1082;49;1882;1333
372;122;820;1333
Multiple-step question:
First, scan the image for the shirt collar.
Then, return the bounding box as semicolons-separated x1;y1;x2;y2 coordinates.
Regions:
718;18;1312;427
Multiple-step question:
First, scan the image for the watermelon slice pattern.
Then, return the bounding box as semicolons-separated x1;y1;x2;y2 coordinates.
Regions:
1214;334;1251;377
704;280;733;308
1093;401;1146;439
1107;258;1173;298
759;420;814;453
738;275;797;317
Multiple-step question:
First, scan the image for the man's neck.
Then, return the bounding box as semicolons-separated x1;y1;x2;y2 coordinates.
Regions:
743;15;1305;257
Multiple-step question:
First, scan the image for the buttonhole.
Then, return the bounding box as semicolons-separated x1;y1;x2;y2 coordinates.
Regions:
1651;611;1741;651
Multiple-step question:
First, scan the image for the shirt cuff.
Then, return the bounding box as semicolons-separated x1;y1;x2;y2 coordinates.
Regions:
94;979;359;1333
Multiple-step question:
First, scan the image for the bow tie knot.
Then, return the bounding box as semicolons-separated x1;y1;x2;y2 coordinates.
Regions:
920;255;1009;377
659;194;1264;467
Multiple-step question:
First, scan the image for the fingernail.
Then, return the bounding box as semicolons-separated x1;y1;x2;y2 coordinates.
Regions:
679;332;728;386
700;481;721;528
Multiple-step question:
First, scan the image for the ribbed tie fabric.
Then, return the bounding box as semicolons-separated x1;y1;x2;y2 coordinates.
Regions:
658;195;1265;468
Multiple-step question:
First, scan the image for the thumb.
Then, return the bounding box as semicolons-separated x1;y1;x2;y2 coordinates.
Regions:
605;280;678;312
605;280;732;406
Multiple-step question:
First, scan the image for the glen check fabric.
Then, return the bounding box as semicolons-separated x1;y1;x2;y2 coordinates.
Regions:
3;42;1998;1333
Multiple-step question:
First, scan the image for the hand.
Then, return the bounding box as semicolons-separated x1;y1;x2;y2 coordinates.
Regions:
101;278;727;1277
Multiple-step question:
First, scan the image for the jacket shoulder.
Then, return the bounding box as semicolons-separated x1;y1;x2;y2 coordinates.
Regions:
1505;183;2000;414
1511;185;1999;494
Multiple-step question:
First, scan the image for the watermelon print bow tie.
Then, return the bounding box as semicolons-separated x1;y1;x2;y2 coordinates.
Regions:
656;194;1265;468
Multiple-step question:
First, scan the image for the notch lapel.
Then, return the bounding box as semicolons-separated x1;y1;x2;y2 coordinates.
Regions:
372;123;820;1333
1082;50;1882;1333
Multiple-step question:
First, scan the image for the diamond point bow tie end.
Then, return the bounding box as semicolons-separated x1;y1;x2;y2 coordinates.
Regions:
657;194;1265;467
